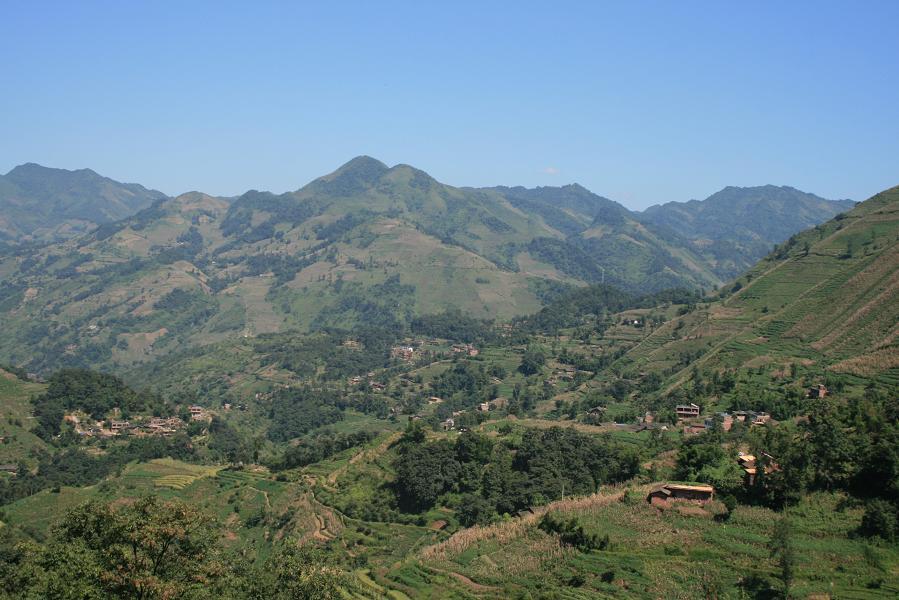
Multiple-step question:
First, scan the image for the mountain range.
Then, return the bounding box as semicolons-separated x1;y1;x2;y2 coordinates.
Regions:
639;184;855;276
0;157;855;373
0;163;166;242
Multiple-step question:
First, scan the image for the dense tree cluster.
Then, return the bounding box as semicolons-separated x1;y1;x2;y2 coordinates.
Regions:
267;387;344;443
272;430;379;471
0;435;195;507
410;309;496;344
254;327;395;381
518;282;699;332
392;424;640;519
310;275;415;332
430;361;492;410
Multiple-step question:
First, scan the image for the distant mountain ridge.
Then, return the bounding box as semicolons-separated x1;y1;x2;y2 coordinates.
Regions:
0;157;858;374
640;184;854;241
0;163;167;242
637;185;856;278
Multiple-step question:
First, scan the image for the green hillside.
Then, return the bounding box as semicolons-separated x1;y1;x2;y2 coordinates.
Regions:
616;185;899;394
0;157;720;375
0;176;896;597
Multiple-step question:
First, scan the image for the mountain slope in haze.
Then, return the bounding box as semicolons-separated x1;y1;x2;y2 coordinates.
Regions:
638;185;856;278
0;163;166;242
618;184;899;389
484;183;722;292
0;157;724;374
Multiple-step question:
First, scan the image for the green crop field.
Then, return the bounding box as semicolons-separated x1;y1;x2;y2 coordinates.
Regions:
0;370;47;467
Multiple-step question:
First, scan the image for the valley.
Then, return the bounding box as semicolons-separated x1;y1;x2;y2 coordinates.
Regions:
0;168;895;599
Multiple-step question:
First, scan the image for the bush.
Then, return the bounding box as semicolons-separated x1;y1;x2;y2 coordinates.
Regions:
457;493;495;527
538;513;609;551
859;499;898;541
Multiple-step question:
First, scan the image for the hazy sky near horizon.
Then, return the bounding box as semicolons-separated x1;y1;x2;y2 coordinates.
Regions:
1;1;897;210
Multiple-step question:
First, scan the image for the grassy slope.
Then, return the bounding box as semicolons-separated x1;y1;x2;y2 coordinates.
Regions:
398;488;899;599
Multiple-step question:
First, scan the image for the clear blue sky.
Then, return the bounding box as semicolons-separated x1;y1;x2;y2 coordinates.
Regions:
2;1;897;209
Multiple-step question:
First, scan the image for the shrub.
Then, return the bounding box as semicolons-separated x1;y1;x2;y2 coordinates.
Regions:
538;513;609;551
859;499;898;541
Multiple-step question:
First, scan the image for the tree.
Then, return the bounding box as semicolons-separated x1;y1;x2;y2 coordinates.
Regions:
8;497;216;599
768;515;796;599
675;432;726;482
457;494;494;527
455;431;493;464
208;417;251;465
859;499;898;542
394;440;460;511
805;402;857;490
252;544;345;599
519;345;546;376
749;425;812;507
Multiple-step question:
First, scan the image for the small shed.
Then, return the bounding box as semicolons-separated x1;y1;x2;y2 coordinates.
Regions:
647;484;715;505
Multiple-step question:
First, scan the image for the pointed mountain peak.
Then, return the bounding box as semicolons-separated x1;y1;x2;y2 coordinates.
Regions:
331;155;389;178
305;156;391;195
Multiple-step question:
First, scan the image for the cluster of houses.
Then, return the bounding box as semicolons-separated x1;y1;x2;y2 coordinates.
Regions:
67;415;186;438
439;401;495;431
737;451;778;486
390;345;416;361
675;403;771;436
347;372;387;391
451;343;479;357
63;405;210;438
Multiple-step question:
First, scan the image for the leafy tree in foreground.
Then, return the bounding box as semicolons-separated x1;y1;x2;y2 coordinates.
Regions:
251;544;346;600
1;496;215;599
0;498;350;599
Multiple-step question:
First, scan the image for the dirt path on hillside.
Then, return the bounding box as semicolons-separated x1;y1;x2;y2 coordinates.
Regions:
426;566;499;593
249;487;271;510
326;432;401;485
